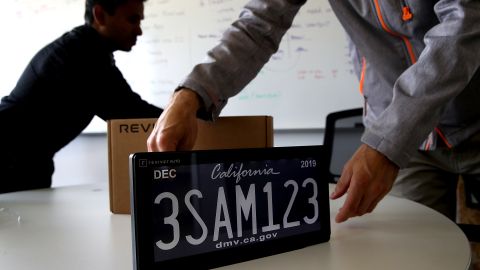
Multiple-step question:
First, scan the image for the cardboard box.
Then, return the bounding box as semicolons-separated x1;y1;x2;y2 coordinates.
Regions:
107;116;274;214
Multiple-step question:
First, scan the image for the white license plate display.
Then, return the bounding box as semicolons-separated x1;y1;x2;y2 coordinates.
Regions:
130;146;330;269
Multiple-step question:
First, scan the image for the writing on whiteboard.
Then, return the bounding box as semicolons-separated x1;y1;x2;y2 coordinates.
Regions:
1;0;361;130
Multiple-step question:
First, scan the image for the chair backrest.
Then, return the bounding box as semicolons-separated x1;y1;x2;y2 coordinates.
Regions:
323;108;364;183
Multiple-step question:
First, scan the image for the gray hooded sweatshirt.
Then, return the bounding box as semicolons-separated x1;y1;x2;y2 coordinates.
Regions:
178;0;480;168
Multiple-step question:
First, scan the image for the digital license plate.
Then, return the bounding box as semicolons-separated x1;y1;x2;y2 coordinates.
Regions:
130;146;330;269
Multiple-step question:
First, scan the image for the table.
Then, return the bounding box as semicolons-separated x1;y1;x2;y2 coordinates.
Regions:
0;183;471;270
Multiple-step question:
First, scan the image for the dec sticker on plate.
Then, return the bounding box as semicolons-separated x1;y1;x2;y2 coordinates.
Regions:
129;146;330;269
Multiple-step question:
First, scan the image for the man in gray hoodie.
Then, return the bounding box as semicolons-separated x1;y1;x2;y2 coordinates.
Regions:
146;0;480;223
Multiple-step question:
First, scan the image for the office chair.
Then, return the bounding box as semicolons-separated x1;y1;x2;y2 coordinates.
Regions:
458;179;480;242
323;107;364;184
323;108;480;242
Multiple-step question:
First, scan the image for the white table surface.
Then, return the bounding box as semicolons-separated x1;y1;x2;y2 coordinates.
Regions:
0;183;471;270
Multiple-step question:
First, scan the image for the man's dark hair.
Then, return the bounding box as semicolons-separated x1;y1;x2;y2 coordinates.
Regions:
84;0;147;24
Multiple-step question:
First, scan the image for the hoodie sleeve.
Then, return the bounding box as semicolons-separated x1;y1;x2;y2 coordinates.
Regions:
178;0;306;120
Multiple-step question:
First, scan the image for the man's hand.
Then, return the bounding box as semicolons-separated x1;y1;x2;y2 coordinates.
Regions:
330;144;399;223
147;89;201;152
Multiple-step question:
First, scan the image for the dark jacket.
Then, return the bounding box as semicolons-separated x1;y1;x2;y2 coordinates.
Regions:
0;24;162;192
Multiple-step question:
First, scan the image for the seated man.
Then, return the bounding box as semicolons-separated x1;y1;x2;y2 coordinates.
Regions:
0;0;162;193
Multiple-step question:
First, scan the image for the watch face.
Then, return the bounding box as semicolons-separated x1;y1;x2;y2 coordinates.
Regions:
130;146;330;269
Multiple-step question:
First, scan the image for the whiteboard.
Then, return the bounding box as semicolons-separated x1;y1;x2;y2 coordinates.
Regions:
0;0;362;132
